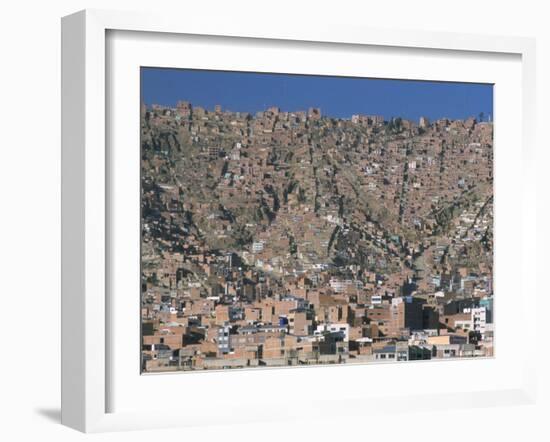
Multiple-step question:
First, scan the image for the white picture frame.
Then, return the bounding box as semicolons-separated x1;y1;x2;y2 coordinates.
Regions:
61;9;538;433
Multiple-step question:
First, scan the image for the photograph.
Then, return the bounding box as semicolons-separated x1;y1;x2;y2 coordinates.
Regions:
140;68;494;373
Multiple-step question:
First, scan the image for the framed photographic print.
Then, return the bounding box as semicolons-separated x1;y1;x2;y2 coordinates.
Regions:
61;9;538;433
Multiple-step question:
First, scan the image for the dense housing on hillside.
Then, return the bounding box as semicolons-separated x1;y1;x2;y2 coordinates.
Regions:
140;101;493;372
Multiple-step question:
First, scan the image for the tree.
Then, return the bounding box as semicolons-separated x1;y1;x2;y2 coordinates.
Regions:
468;330;481;345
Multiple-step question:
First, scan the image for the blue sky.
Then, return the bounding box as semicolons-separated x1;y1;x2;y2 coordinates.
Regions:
141;67;493;122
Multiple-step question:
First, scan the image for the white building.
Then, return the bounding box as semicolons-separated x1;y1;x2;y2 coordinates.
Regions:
463;306;487;337
315;323;350;342
252;241;265;253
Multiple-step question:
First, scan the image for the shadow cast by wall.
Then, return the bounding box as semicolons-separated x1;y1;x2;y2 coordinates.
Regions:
35;408;61;423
